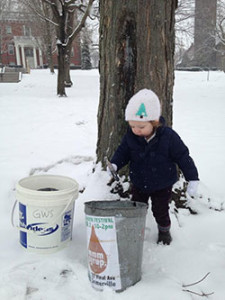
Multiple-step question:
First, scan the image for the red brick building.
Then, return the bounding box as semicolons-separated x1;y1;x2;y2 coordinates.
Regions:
0;11;81;69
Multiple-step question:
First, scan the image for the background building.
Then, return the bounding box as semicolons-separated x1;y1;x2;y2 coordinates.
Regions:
0;2;81;69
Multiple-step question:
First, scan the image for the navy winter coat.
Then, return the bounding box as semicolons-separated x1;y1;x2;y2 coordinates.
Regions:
111;120;199;193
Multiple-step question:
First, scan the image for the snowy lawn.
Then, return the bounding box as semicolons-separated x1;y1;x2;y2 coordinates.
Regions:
0;69;225;300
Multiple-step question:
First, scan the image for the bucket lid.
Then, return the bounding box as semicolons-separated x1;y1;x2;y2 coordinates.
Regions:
16;175;79;204
84;200;147;217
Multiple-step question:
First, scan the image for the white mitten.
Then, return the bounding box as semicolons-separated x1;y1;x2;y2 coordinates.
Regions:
187;180;199;197
106;163;117;177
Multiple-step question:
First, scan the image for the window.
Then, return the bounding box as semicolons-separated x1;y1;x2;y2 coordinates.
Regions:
6;26;12;34
8;44;14;55
23;25;31;36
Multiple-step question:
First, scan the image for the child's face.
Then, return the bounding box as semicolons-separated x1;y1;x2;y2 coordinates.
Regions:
128;121;154;138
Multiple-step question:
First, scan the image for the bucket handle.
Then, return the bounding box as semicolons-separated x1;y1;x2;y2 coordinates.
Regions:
11;199;18;228
11;195;75;234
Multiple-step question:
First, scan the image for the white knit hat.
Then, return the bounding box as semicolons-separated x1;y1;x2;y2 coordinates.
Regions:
125;89;161;121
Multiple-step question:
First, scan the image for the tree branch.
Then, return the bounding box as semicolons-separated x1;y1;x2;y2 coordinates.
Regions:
67;0;95;44
42;0;57;7
64;0;77;6
22;0;59;27
67;3;86;13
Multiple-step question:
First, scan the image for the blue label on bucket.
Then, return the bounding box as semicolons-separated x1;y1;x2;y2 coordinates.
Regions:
26;222;59;236
19;203;27;248
61;210;72;242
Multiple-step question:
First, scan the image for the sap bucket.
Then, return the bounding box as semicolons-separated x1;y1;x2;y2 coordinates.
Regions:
13;175;79;253
84;200;148;292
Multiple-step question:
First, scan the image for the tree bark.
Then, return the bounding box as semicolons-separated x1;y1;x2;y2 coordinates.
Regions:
48;44;55;74
57;44;66;96
64;10;74;87
64;43;73;87
97;0;177;166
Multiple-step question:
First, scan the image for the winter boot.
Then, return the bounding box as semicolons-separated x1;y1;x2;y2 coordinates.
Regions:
157;230;172;245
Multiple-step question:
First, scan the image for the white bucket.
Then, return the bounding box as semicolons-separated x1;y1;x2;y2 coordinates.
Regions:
14;175;79;253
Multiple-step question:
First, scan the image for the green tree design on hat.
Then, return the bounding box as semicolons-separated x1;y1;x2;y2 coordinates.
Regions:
135;103;148;118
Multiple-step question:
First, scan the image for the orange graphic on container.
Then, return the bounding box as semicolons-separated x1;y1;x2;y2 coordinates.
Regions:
88;225;107;274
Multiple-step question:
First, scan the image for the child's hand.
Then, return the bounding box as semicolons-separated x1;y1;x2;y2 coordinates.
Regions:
187;180;199;198
107;163;117;177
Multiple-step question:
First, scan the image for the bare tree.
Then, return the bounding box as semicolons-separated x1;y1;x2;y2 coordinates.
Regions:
194;0;217;68
84;1;99;68
97;0;177;166
216;0;225;46
176;0;195;38
43;4;56;74
213;0;225;70
175;0;225;69
46;0;95;95
81;30;92;70
175;0;195;65
36;1;56;74
23;0;95;96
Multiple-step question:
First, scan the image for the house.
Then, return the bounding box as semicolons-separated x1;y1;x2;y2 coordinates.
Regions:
0;4;81;69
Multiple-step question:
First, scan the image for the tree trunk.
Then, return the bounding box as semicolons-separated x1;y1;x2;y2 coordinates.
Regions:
47;44;55;74
44;5;55;74
0;38;2;65
56;6;67;97
65;44;73;87
57;44;66;96
64;10;74;88
97;0;177;166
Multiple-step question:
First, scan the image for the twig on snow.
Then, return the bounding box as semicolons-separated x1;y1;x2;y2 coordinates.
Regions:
182;272;211;288
182;289;214;297
182;272;214;298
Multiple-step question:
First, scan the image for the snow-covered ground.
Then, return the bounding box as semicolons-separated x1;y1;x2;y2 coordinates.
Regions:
0;69;224;300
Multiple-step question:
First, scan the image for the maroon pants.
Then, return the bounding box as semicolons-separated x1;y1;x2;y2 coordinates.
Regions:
131;185;172;231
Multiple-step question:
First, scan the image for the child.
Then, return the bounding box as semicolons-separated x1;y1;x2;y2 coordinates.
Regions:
109;89;199;245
